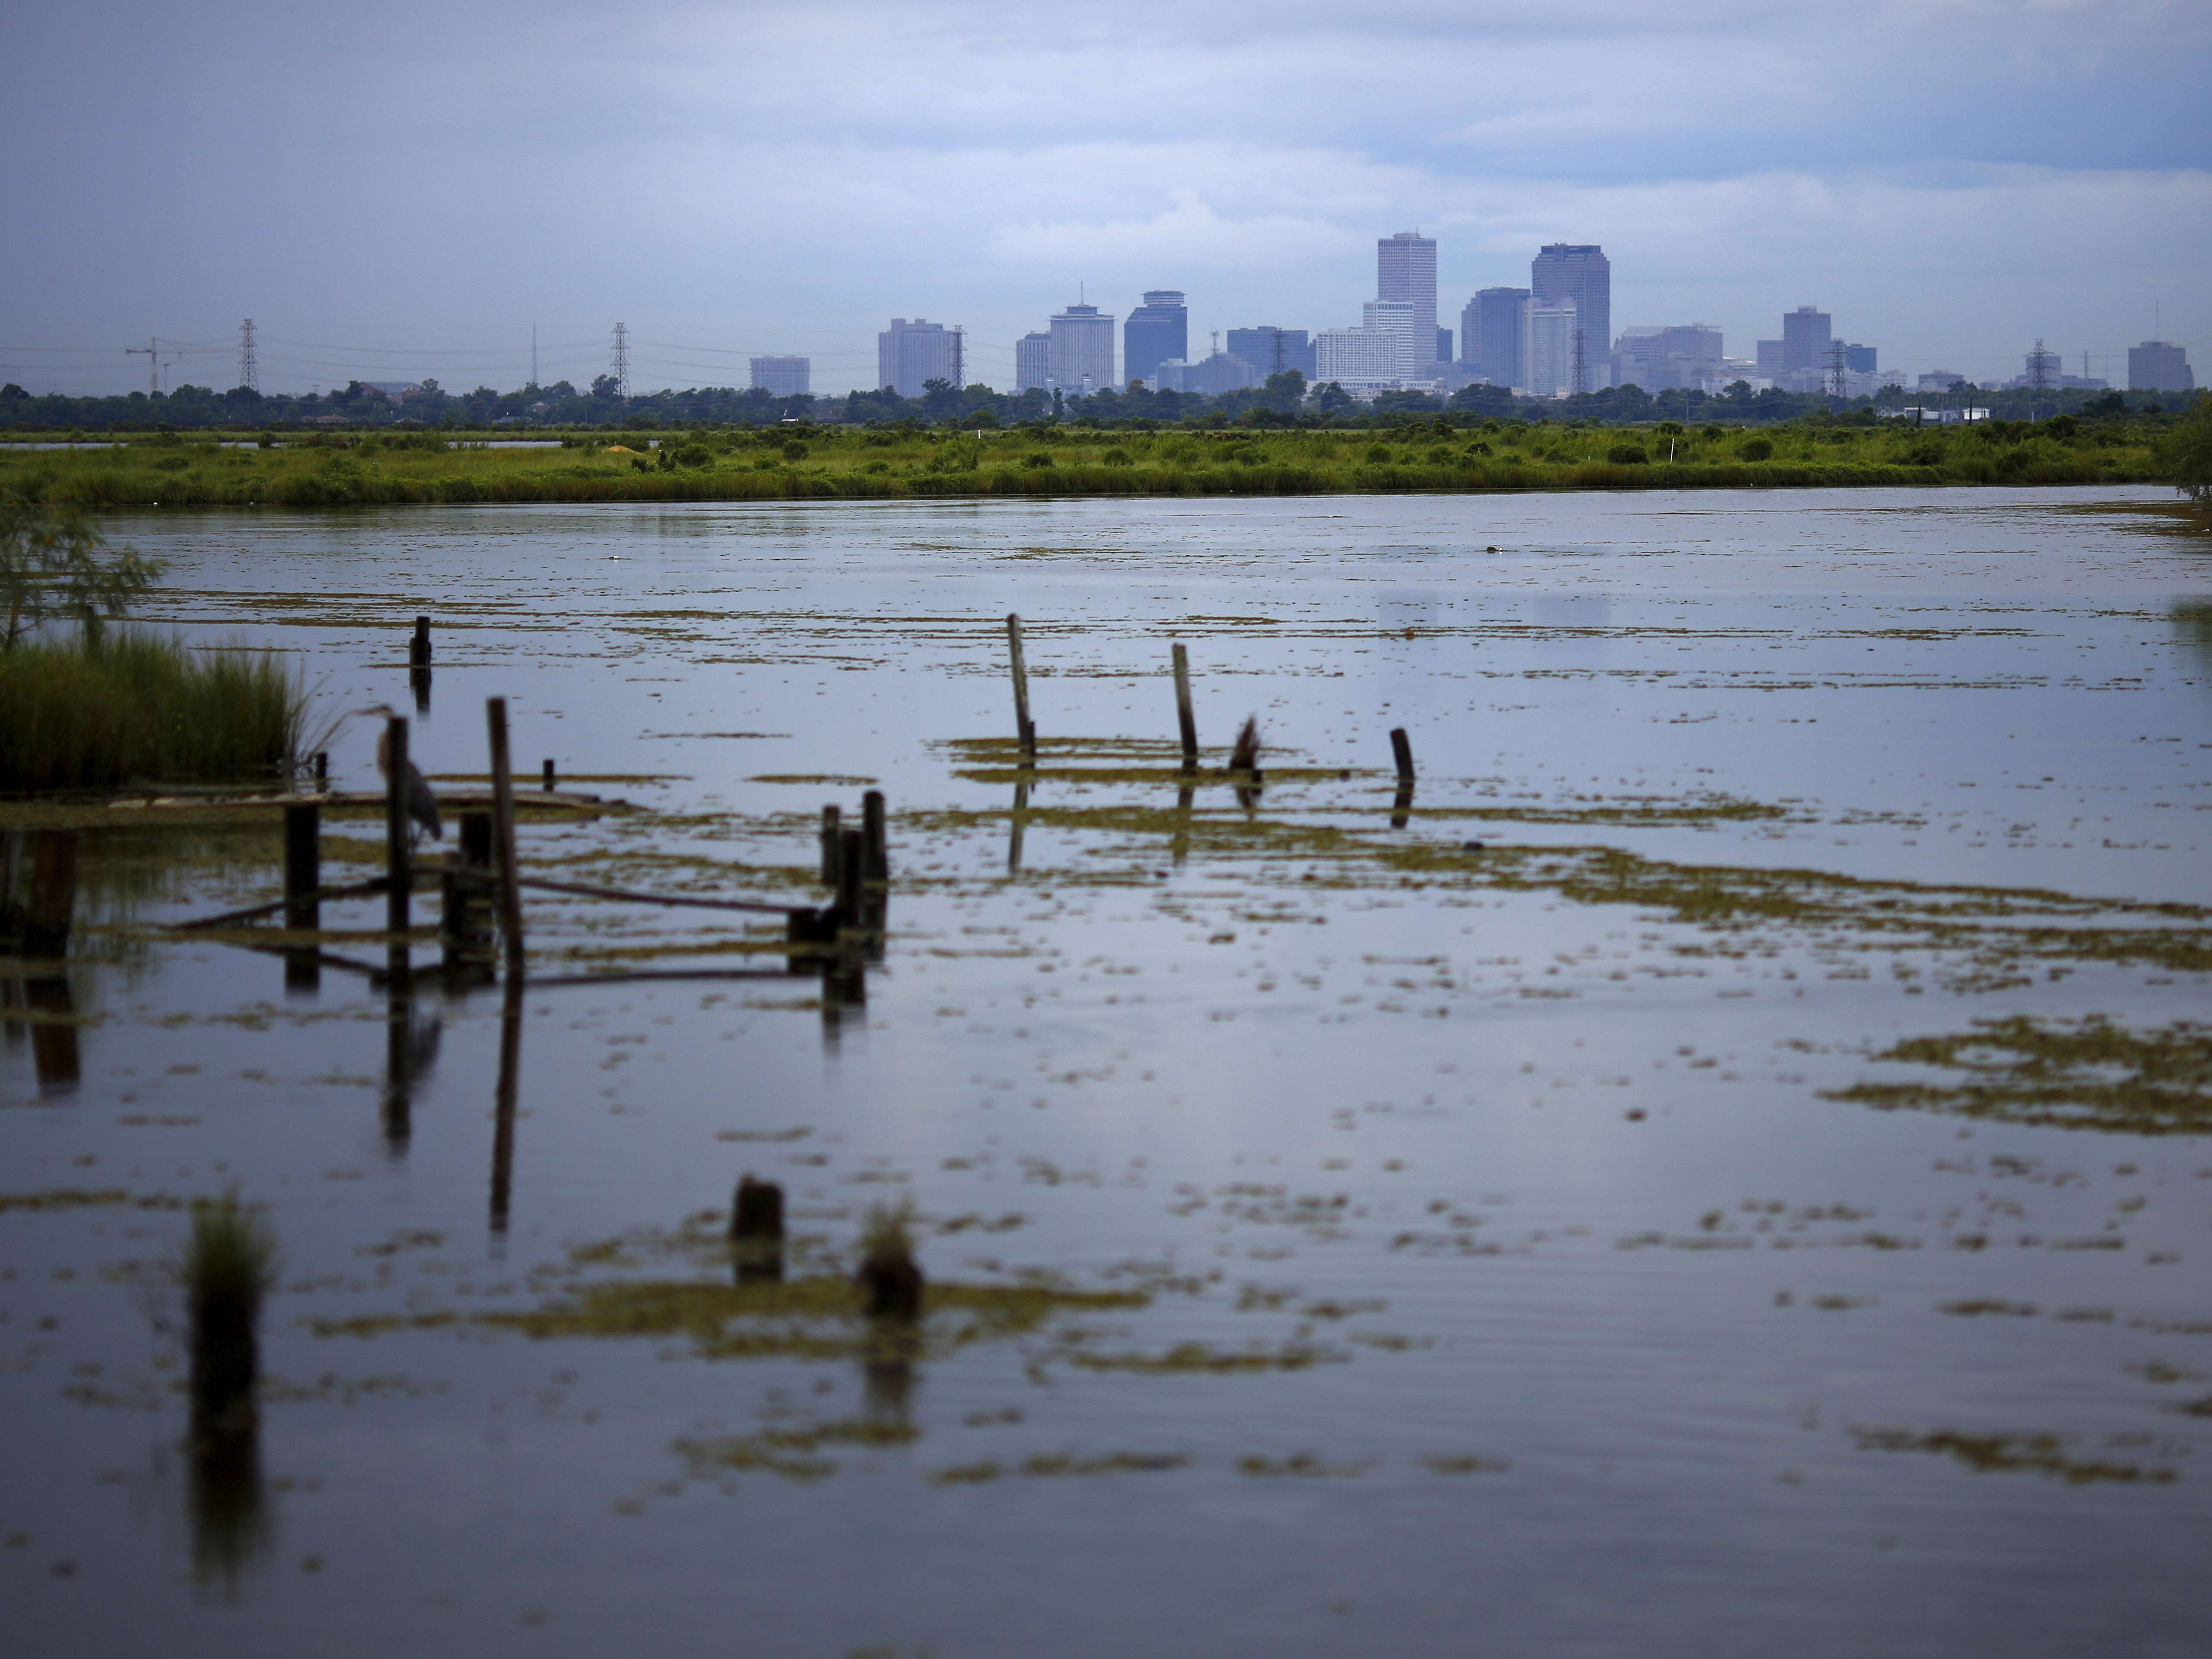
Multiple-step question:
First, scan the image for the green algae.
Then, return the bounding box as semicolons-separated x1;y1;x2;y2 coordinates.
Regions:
1827;1017;2212;1135
1851;1427;2179;1485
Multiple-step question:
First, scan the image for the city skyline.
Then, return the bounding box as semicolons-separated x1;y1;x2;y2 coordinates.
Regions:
0;2;2202;398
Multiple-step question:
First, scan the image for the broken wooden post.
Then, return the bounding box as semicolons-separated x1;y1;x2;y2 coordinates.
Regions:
313;750;328;791
1171;643;1198;772
820;804;842;886
861;790;888;883
382;715;411;971
731;1175;785;1284
409;615;432;667
1390;727;1415;783
486;698;525;979
444;811;495;982
1006;613;1036;763
541;758;556;792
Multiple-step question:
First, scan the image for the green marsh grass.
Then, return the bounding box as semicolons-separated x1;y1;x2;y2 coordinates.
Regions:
0;420;2158;510
0;632;306;792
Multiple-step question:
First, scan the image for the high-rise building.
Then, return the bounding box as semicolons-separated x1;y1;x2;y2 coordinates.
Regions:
878;318;960;398
1843;343;1877;374
750;356;810;397
1314;327;1403;392
1531;245;1610;388
1781;306;1831;373
1376;231;1440;370
1463;287;1529;389
1611;325;1724;392
2128;340;2193;392
1523;301;1580;398
1435;327;1452;364
1362;300;1428;381
1123;291;1187;389
1048;301;1116;395
1155;352;1258;395
1015;333;1051;393
1226;327;1316;381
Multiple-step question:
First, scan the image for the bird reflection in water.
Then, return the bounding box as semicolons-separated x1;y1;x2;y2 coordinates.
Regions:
381;977;442;1147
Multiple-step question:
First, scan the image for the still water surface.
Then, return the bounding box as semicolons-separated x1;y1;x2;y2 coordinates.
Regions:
4;487;2209;1656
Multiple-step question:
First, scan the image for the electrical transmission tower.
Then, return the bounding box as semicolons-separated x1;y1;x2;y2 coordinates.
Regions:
951;327;964;392
1570;328;1588;397
238;319;259;393
1827;339;1848;407
611;322;630;397
2028;336;2050;417
1271;329;1285;376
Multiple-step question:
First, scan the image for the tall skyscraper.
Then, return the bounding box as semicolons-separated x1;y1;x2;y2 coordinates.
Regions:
1123;291;1187;388
749;356;809;397
878;318;960;398
1376;231;1440;369
1530;245;1610;388
1781;306;1831;373
1464;287;1530;389
1048;300;1116;394
1015;332;1051;393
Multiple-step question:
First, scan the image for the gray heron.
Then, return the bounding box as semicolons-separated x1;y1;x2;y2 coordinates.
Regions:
357;704;442;842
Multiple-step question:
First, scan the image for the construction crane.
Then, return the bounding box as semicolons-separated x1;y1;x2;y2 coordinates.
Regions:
124;337;233;396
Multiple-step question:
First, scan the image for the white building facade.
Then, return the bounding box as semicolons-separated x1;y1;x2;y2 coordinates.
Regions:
749;356;810;397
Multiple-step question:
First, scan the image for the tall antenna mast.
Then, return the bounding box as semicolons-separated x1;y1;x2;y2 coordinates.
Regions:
611;322;630;397
238;319;259;393
531;323;539;390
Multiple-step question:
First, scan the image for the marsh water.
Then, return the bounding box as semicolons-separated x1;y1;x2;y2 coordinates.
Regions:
4;487;2209;1656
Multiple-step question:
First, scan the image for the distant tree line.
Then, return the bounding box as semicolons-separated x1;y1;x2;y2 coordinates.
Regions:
0;368;2194;434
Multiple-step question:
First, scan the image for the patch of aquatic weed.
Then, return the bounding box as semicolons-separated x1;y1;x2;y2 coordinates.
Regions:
1850;1427;2179;1485
901;802;2212;986
673;1418;919;1484
1824;1017;2212;1135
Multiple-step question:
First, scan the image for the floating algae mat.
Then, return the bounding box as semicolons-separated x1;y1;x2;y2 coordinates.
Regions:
3;487;2210;1656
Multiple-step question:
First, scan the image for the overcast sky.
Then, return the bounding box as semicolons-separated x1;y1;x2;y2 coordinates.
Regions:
3;0;2206;396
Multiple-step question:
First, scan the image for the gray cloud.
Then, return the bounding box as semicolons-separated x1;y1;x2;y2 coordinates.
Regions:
2;0;2202;394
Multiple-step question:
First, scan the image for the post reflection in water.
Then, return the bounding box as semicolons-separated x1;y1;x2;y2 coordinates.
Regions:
410;664;432;717
489;978;523;1234
1392;776;1416;831
2;972;82;1095
1007;780;1030;874
188;1403;269;1595
380;971;442;1149
1171;784;1195;866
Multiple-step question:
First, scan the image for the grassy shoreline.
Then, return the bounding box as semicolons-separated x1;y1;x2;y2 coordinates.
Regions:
0;420;2162;509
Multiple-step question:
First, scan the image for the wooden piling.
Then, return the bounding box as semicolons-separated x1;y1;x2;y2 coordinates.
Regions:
1006;613;1036;763
542;758;556;792
1390;727;1415;783
1172;643;1198;772
836;827;864;927
409;615;432;667
861;790;888;883
283;804;321;992
383;715;410;950
313;750;328;791
731;1176;785;1283
486;698;525;979
283;805;320;931
444;812;496;980
820;804;842;886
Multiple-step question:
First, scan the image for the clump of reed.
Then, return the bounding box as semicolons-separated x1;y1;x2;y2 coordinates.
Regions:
855;1198;923;1320
0;632;306;792
1228;715;1262;775
183;1192;280;1420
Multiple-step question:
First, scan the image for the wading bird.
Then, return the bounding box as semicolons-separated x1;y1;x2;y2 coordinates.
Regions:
357;704;442;842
